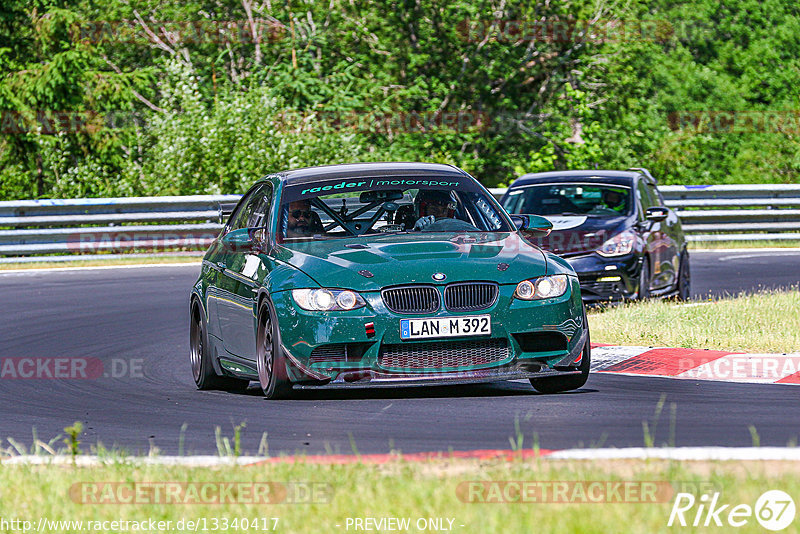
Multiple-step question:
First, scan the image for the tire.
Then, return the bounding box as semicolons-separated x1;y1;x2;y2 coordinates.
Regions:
529;310;591;394
256;300;292;399
637;256;651;300
676;250;691;301
190;301;249;391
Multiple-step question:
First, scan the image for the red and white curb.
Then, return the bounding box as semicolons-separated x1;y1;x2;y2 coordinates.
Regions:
590;344;800;385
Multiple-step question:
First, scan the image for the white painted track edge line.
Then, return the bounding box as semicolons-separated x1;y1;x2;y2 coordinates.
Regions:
593;370;800;385
0;262;202;274
6;448;800;465
548;447;800;461
691;248;800;253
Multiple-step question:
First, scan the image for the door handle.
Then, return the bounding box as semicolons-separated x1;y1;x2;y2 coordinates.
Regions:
216;261;227;272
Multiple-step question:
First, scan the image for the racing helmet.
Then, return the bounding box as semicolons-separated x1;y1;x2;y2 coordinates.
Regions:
414;189;458;218
602;188;626;210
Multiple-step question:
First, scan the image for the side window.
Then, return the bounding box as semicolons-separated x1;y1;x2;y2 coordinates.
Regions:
227;184;271;232
648;183;665;206
636;180;656;216
473;194;503;230
502;190;524;214
246;185;273;228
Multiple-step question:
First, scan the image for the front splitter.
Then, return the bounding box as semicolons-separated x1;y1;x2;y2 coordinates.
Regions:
292;367;582;389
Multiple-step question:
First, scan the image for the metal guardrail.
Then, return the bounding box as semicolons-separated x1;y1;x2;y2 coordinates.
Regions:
1;185;799;256
658;185;800;242
0;195;239;256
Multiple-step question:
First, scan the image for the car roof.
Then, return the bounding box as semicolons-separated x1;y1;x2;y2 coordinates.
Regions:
270;162;468;186
509;170;641;189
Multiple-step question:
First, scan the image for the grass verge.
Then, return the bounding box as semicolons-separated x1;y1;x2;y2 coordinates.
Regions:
0;459;797;533
588;289;800;353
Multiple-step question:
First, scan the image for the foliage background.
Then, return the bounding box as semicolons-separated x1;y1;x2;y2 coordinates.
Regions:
1;0;799;199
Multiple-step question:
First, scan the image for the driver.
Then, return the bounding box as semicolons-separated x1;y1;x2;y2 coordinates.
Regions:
286;199;314;237
412;189;458;231
602;189;627;213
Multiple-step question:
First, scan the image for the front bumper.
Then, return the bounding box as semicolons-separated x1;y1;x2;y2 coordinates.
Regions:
565;253;641;302
270;277;587;387
289;360;582;389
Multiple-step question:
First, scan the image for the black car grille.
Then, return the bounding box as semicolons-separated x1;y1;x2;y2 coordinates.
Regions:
379;339;509;370
513;331;568;353
443;282;498;312
382;286;440;314
309;343;370;364
581;281;621;295
309;344;348;364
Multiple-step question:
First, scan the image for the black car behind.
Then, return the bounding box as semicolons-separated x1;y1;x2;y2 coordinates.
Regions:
501;169;690;302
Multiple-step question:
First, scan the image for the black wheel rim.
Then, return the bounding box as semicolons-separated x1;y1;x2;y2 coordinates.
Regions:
258;307;273;387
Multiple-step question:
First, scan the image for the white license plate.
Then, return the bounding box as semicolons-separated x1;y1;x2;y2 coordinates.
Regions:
400;315;491;340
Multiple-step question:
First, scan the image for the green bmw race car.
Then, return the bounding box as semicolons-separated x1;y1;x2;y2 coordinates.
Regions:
189;162;590;398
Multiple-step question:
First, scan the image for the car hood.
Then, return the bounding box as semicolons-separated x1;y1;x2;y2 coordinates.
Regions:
274;233;548;291
529;215;631;256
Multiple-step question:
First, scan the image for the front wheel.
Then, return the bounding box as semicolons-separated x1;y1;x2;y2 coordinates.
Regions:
256;300;292;399
637;256;651;300
677;251;691;301
529;312;591;394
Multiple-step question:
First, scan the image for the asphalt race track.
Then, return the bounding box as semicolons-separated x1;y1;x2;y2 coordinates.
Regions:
1;250;798;456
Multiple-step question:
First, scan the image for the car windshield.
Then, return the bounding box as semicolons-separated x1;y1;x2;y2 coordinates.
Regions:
277;176;512;242
503;182;633;217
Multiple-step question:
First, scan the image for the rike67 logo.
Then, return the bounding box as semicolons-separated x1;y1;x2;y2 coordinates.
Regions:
668;490;796;531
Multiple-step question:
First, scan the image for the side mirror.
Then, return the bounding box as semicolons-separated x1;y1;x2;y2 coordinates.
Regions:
221;228;259;253
510;214;553;236
645;206;669;222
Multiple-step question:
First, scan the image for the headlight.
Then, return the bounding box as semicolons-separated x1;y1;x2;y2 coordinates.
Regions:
597;230;636;257
515;275;569;300
292;289;366;311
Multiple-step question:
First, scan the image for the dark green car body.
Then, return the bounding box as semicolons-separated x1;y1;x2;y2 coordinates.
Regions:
190;163;589;396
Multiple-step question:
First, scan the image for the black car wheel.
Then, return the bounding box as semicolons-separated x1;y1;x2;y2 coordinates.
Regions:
529;310;591;393
256;300;292;399
637;256;651;300
190;301;249;391
677;251;691;301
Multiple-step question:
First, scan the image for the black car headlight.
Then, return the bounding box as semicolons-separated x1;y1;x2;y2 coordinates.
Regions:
515;275;569;300
292;289;366;311
597;230;636;257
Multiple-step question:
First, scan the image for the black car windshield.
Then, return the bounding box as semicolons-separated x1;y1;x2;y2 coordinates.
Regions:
503;182;633;217
278;176;512;242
